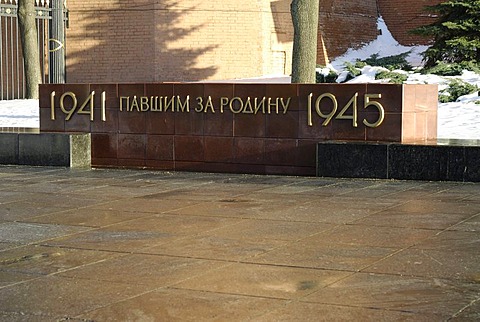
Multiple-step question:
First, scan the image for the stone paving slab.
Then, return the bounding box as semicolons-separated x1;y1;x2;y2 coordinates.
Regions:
0;165;479;321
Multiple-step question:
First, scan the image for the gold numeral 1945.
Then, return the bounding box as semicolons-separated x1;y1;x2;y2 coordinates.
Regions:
308;92;385;128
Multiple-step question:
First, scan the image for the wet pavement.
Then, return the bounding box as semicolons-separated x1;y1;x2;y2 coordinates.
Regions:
0;165;479;321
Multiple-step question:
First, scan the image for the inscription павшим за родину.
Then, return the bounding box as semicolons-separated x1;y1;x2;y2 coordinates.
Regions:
119;95;292;115
49;90;386;128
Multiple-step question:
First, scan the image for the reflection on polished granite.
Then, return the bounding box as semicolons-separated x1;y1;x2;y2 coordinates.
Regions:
317;139;480;182
0;166;478;320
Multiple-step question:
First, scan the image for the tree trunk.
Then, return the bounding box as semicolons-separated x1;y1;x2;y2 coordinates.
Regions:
17;0;41;99
291;0;319;83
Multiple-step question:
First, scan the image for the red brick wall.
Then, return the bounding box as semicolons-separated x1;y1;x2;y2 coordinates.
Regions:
377;0;442;45
318;0;378;63
64;0;443;83
66;1;156;83
66;0;292;83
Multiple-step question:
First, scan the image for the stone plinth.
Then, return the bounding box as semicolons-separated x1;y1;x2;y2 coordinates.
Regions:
39;83;438;176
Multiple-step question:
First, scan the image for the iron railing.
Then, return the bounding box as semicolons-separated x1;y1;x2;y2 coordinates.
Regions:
0;0;67;99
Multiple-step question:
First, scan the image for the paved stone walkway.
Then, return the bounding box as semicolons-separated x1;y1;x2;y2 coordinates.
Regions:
0;166;479;321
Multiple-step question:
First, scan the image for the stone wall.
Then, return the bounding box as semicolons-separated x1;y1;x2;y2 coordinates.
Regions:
66;0;292;83
65;0;443;83
377;0;441;46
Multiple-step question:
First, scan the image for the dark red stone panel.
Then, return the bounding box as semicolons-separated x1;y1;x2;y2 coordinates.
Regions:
365;113;403;142
365;84;403;113
234;114;266;138
174;136;205;162
146;135;174;161
64;112;92;133
118;134;146;160
92;109;118;133
264;139;297;166
204;83;234;101
174;161;207;172
266;84;300;111
234;163;267;175
204;137;234;162
174;111;204;135
90;84;119;109
119;111;146;134
173;83;205;99
264;165;316;176
234;137;265;164
146;112;175;135
145;160;175;170
92;158;119;167
298;111;332;140
204;112;233;136
266;112;299;138
64;84;91;98
329;119;366;141
145;83;174;97
91;133;118;159
118;84;145;97
234;83;267;99
202;162;240;174
39;108;65;132
117;159;146;168
296;140;318;167
39;84;64;108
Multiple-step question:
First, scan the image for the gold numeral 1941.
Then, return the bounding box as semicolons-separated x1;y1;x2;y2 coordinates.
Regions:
50;91;106;122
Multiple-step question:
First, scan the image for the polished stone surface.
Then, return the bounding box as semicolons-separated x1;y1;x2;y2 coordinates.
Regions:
0;133;91;168
0;166;479;321
40;83;437;176
317;140;480;182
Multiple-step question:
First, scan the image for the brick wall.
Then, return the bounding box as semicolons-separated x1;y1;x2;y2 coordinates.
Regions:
65;0;443;83
66;0;293;83
377;0;442;45
66;1;156;83
318;0;378;63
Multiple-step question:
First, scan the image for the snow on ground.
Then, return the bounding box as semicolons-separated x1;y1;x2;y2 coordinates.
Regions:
0;99;39;128
1;17;479;139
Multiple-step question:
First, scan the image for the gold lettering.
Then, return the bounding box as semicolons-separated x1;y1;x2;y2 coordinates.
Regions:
307;93;313;126
243;97;254;114
268;97;280;114
140;96;150;112
315;93;338;126
195;96;204;113
204;96;215;113
120;96;129;112
131;96;140;112
255;97;266;114
150;96;161;112
101;91;106;121
177;95;190;113
336;92;358;127
50;91;56;120
77;91;95;121
281;97;291;114
363;94;385;128
229;97;243;114
60;92;78;121
220;97;229;113
164;96;175;112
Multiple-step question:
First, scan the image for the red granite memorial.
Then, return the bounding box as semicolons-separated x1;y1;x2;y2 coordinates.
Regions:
39;83;438;176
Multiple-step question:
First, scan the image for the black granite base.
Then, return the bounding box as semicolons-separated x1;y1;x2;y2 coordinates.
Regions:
0;133;91;168
317;140;480;182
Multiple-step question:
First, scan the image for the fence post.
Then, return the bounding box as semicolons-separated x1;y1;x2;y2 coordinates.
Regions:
49;0;65;84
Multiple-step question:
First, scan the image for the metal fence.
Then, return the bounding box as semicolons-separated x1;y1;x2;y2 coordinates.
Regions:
0;0;67;100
